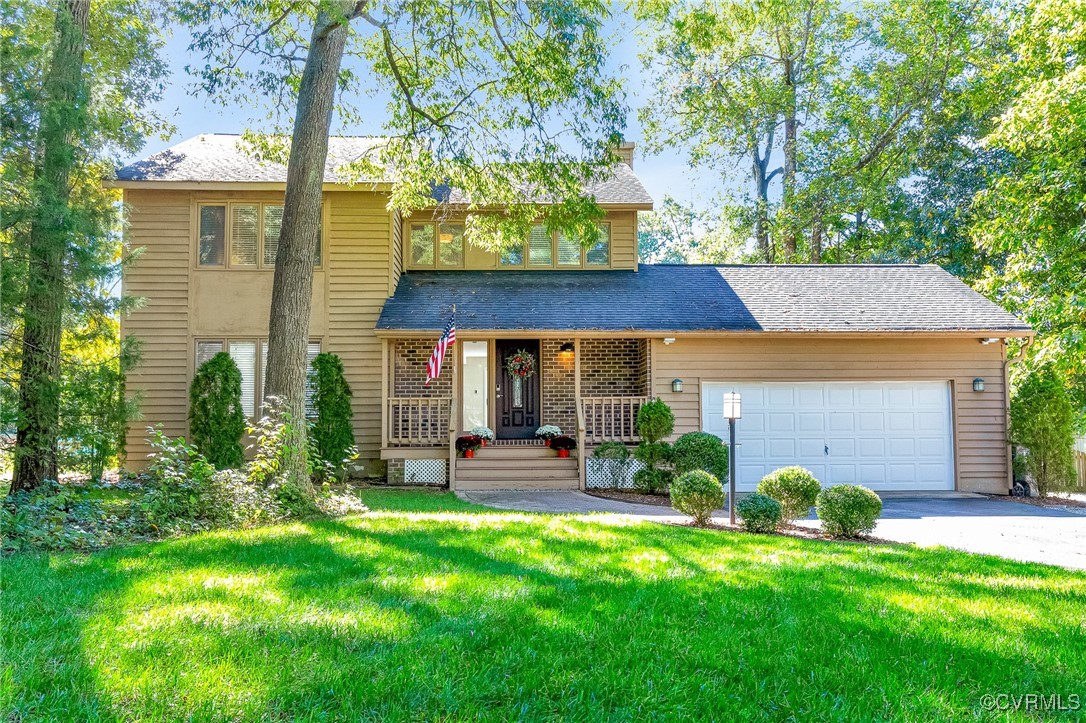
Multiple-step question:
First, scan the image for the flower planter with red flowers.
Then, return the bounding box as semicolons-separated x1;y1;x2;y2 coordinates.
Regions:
535;425;562;445
455;435;483;457
549;435;577;458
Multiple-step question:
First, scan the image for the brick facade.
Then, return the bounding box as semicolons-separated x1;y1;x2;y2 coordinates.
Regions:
393;338;452;397
542;338;577;432
580;338;649;397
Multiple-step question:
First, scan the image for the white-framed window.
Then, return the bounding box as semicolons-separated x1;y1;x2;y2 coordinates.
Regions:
194;338;322;418
197;201;322;269
499;222;610;268
408;221;464;268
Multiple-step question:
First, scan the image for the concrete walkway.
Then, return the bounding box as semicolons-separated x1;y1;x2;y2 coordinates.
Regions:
457;490;1086;571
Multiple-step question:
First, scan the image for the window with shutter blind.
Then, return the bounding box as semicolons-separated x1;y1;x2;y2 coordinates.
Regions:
528;225;552;265
258;340;321;417
229;341;257;417
196;201;323;269
197;338;321;419
195;340;224;368
586;224;610;265
557;232;581;266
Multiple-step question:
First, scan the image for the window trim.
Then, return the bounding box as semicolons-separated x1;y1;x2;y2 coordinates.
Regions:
193;337;323;419
407;220;465;269
195;200;324;270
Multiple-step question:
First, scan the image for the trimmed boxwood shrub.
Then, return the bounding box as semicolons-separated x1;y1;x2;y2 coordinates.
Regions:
736;493;782;533
633;467;670;495
634;399;675;494
756;466;821;523
672;432;728;480
635;398;675;442
670;470;724;526
188;352;245;469
816;484;882;537
310;353;355;479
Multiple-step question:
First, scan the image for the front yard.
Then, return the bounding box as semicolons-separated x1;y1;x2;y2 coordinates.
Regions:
3;488;1085;720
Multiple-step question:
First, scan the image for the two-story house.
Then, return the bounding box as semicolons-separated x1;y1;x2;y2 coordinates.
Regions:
116;134;1032;494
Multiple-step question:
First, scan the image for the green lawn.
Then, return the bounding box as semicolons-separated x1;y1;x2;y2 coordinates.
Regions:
3;489;1084;721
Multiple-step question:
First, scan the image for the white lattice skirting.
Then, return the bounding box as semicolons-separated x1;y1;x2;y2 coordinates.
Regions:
585;459;645;489
403;459;448;486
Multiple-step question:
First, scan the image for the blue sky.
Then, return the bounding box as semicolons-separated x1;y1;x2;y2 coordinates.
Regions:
132;11;732;209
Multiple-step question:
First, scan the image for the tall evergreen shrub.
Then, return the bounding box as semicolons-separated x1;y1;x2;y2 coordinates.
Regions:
188;352;245;469
1010;368;1076;496
633;398;675;493
310;352;355;478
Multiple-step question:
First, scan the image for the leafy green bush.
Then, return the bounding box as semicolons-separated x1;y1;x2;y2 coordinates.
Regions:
1;481;138;552
310;353;356;481
188;352;246;469
736;494;782;533
141;429;228;533
634;399;675;494
248;399;319;516
670;470;724;526
816;484;882;537
636;398;675;442
593;441;633;488
672;432;729;480
756;466;821;523
1010;368;1076;496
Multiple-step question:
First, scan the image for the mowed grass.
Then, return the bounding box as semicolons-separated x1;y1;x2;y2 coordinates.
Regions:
3;489;1085;721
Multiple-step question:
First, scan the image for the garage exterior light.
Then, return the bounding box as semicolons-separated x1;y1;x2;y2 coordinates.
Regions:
973;377;985;392
672;378;683;393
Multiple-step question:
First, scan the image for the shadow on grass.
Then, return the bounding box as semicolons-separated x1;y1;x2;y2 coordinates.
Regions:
3;494;1085;720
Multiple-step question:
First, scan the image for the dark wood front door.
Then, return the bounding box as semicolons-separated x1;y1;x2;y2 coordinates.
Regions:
495;339;540;439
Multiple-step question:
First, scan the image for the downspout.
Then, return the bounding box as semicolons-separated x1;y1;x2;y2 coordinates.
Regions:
1003;337;1033;492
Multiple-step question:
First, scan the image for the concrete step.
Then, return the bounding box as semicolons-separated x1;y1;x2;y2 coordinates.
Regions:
458;458;578;471
470;445;574;460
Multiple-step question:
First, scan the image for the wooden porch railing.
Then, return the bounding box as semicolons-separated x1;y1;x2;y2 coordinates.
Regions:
579;396;651;445
387;397;453;446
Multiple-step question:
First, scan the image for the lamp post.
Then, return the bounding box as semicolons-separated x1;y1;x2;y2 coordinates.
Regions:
722;391;742;525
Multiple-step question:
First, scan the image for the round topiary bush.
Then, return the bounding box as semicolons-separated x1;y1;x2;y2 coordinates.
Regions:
816;484;883;537
188;352;245;470
736;493;782;533
635;398;675;443
756;466;821;523
670;470;724;526
672;432;729;480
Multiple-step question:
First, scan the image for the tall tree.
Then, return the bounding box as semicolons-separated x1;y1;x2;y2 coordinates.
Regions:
10;0;90;491
972;0;1086;425
180;0;627;488
2;0;170;491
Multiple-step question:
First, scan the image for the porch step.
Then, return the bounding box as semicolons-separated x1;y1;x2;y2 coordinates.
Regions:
455;454;580;490
470;445;569;460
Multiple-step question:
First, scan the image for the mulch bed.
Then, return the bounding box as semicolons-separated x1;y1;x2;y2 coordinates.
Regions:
986;493;1086;512
585;489;672;507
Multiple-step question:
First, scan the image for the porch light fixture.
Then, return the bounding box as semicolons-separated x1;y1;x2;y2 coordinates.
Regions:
663;337;676;345
559;342;575;354
723;391;742;525
973;377;985;392
672;378;684;393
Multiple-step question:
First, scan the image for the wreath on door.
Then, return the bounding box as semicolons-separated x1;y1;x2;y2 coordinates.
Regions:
505;349;536;379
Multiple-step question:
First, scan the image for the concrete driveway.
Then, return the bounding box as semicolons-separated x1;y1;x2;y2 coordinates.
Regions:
457;490;1086;570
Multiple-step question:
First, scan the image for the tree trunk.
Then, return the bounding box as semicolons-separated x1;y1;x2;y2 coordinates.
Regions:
810;215;823;263
262;9;350;489
781;56;798;262
12;0;90;493
751;148;771;261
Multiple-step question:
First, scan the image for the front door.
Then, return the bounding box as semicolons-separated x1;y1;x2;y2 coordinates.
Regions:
495;339;540;439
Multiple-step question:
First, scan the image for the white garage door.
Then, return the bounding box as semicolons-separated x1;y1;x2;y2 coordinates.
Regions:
701;382;955;492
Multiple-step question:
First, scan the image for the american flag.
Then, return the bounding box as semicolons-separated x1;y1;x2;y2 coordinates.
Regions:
425;313;456;385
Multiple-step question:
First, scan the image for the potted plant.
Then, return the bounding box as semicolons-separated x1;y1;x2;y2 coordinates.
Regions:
535;425;562;446
455;434;483;458
550;435;577;458
471;426;495;446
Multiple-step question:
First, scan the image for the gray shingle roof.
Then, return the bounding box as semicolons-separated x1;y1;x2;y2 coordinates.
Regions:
115;134;653;206
376;264;1031;334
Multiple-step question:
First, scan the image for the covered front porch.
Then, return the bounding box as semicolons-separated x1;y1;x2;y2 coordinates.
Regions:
378;334;651;489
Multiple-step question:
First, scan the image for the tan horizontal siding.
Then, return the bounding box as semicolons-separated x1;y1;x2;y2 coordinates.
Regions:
650;336;1009;494
122;189;192;468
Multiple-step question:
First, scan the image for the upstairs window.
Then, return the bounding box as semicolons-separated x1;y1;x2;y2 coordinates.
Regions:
197;201;321;269
409;221;463;267
499;222;610;268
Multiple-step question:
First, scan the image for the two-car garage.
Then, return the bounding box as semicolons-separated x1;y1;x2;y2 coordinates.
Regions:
701;381;956;492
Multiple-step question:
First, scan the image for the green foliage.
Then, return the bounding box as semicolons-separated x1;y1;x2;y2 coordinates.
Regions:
636;399;675;443
141;428;223;532
638;197;740;263
633;468;671;496
669;470;724;526
972;0;1086;425
310;353;356;481
672;432;729;481
592;441;633;489
1;481;138;552
736;494;782;534
756;466;821;523
816;484;883;538
188;352;246;469
1010;368;1076;496
248;398;319;516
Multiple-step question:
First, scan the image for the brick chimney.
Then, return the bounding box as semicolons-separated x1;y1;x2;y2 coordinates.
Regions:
614;141;635;168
